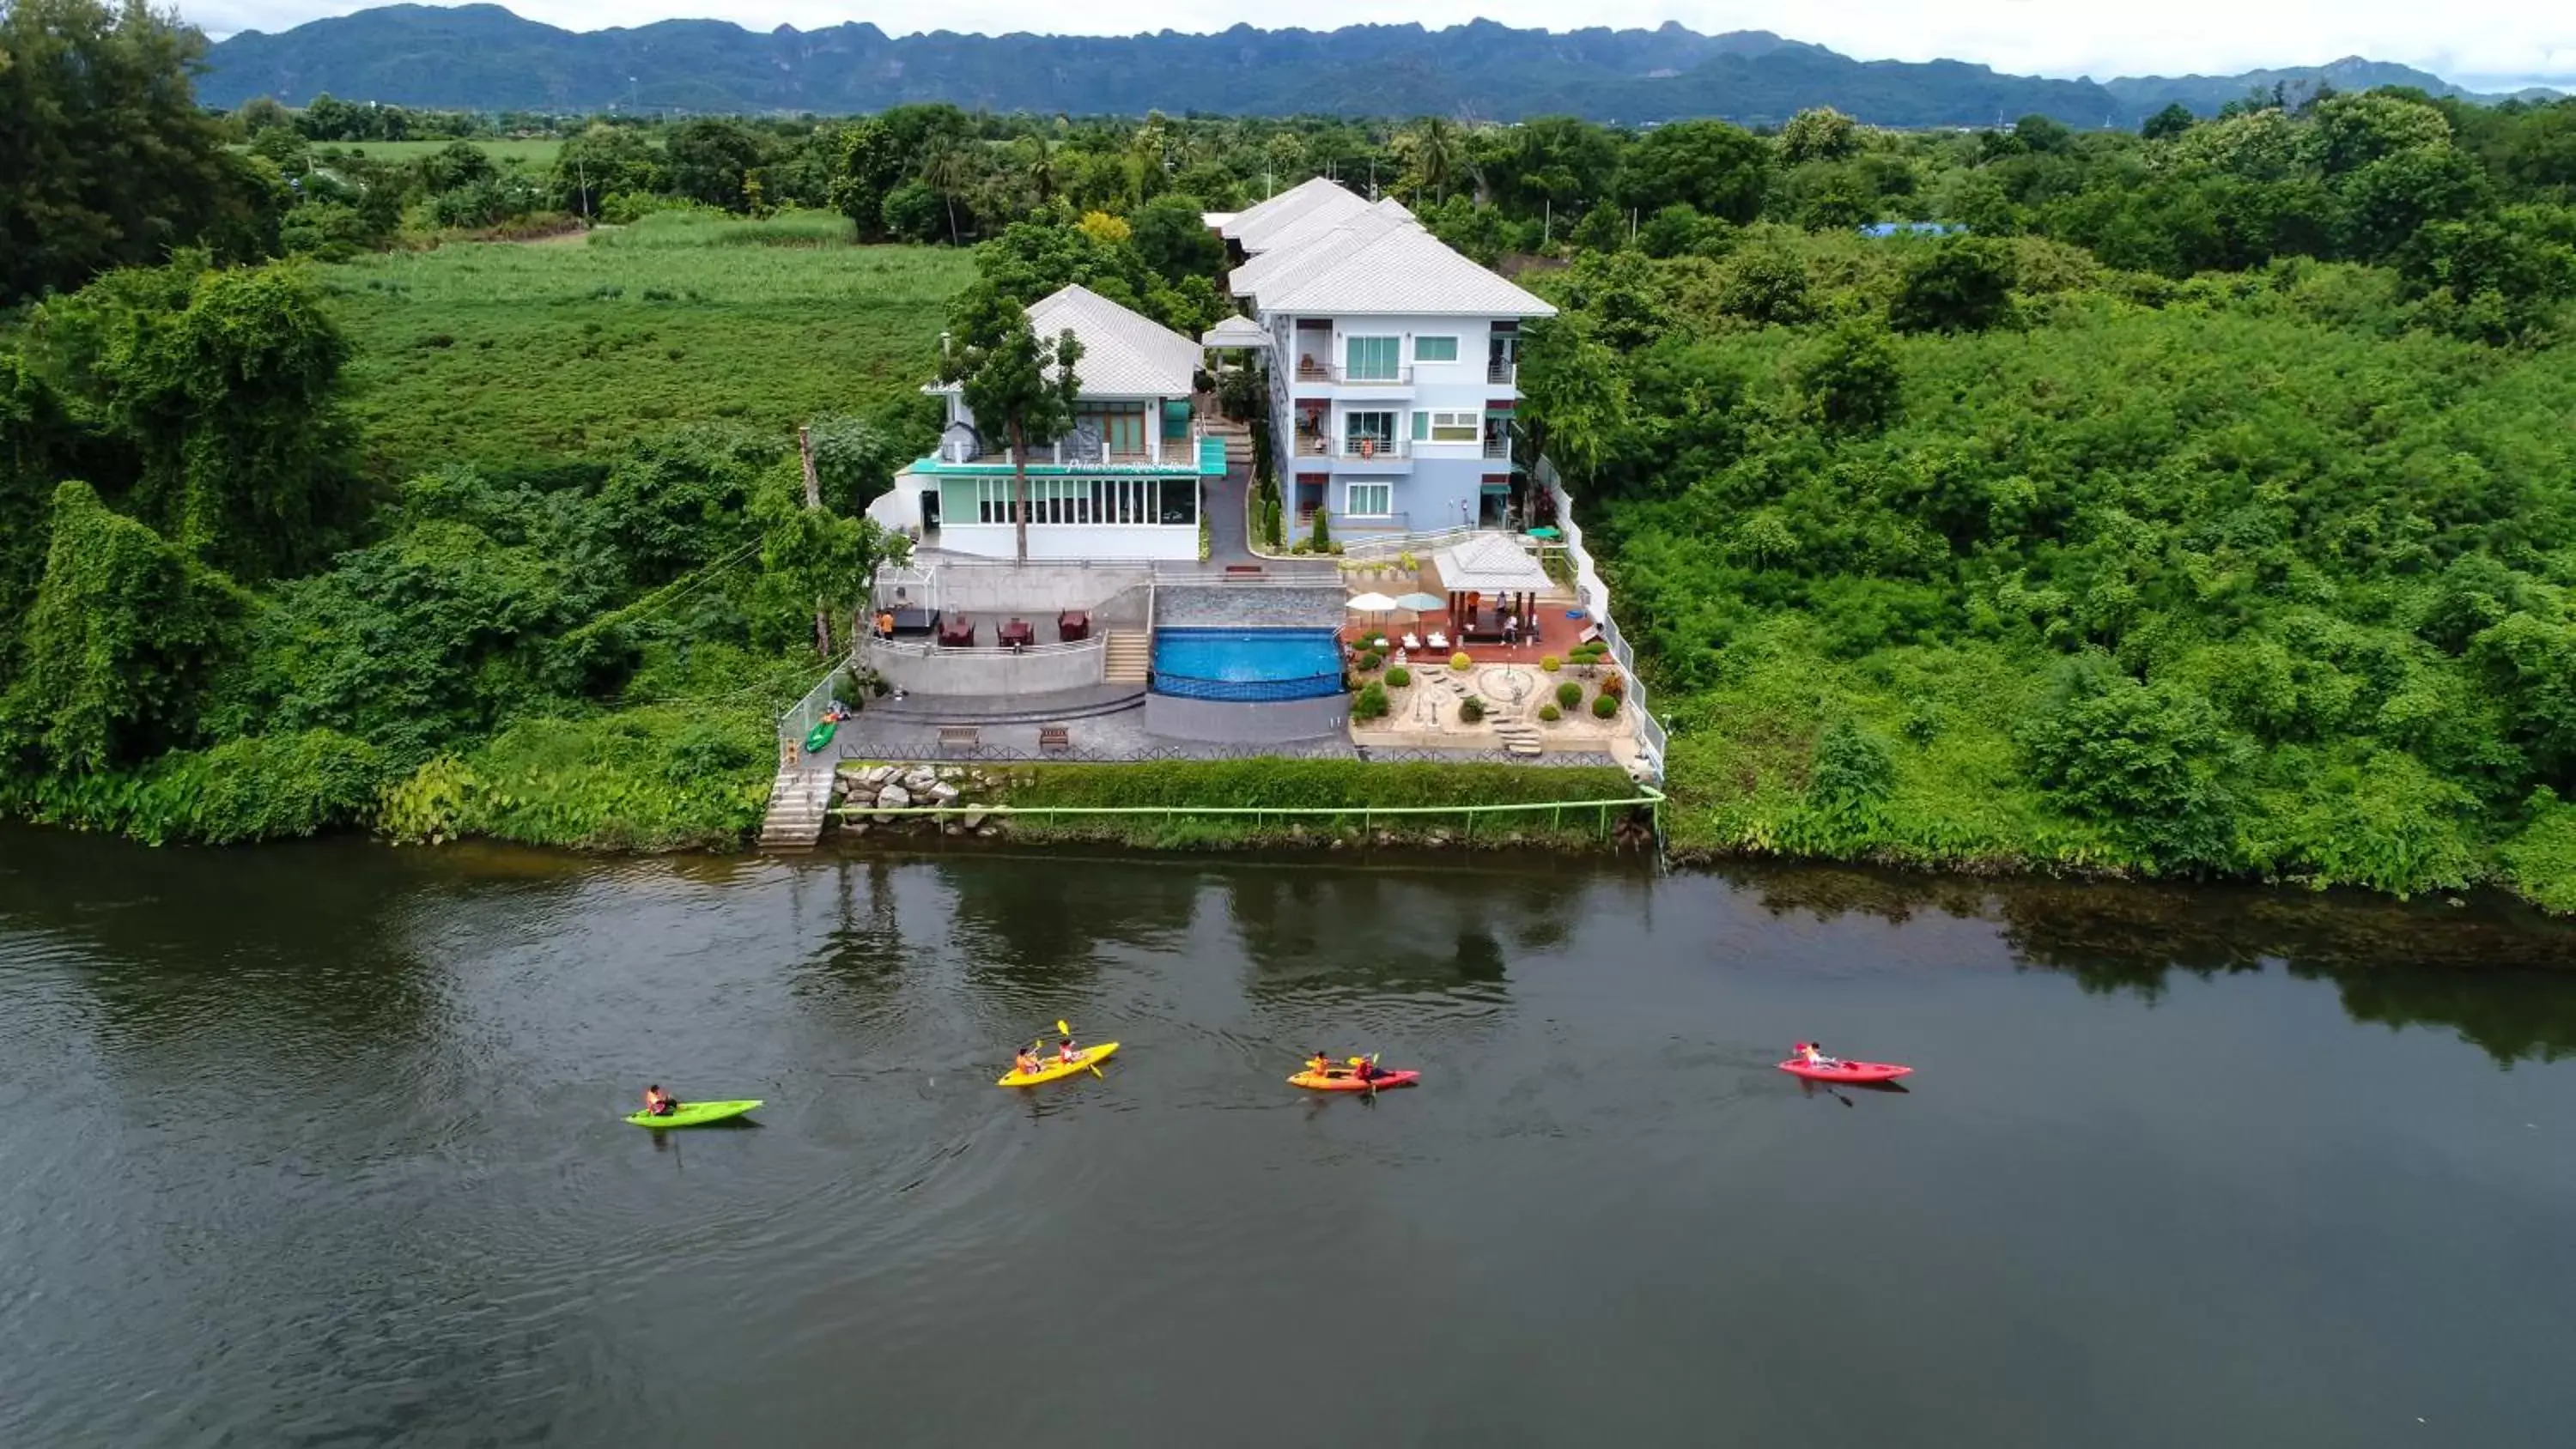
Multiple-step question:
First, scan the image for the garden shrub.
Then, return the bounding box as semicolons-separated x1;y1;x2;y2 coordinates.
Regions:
1539;703;1562;722
1352;682;1389;720
1460;695;1487;722
1556;681;1583;710
1451;652;1473;672
1540;654;1562;672
1592;694;1620;718
1385;666;1412;688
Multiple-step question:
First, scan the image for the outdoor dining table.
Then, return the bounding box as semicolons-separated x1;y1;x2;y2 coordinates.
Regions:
938;618;976;648
999;618;1036;650
1057;609;1091;642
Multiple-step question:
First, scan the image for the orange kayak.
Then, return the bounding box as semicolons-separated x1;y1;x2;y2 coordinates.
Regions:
1289;1069;1419;1092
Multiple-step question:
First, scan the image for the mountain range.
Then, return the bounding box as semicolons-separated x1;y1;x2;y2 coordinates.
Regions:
197;5;2565;127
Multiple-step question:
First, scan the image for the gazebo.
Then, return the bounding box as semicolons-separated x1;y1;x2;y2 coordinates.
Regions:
1432;533;1552;644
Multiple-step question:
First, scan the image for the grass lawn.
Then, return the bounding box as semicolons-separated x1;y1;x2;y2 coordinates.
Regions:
320;209;975;477
324;138;568;167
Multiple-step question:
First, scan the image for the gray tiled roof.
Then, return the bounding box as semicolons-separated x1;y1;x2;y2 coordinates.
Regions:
1434;532;1554;593
1224;177;1373;252
1025;284;1203;397
1260;224;1558;318
1228;203;1416;301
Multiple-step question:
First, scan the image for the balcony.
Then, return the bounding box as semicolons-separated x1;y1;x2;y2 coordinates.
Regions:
1484;434;1511;459
1292;359;1414;390
1293;434;1412;463
1488;361;1517;385
923;439;1201;472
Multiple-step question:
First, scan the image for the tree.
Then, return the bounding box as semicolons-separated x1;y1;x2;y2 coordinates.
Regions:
1778;107;1860;165
32;257;358;580
665;118;769;211
2141;103;2197;142
1;0;269;303
940;288;1084;562
1889;237;2016;333
1714;241;1815;325
2022;659;2248;870
1397;116;1471;203
1616;120;1771;223
1127;193;1225;285
1792;319;1903;433
920;139;979;246
552;124;661;216
1516;318;1629;485
829;118;907;239
0;480;237;774
419;140;496;195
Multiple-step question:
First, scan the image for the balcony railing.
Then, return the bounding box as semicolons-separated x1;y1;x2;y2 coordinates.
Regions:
1294;434;1411;460
1488;361;1517;385
931;440;1200;469
1293;360;1413;387
1484;434;1511;459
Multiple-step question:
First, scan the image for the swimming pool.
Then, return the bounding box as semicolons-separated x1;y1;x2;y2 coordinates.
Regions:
1150;628;1345;701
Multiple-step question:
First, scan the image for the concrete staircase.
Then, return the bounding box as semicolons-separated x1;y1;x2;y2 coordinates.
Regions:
1103;630;1151;684
757;767;835;851
1204;418;1255;469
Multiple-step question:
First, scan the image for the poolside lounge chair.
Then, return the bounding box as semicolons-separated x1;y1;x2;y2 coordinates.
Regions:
1427;631;1450;651
1402;632;1422;651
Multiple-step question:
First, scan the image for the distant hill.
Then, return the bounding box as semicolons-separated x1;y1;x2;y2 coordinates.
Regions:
197;6;2563;126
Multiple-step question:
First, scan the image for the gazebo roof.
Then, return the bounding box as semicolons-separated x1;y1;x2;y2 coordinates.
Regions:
1199;314;1272;348
1432;532;1552;594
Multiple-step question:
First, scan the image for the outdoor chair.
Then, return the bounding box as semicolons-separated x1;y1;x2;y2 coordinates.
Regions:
1039;725;1071;755
1402;632;1422;651
937;724;980;752
1428;631;1450;651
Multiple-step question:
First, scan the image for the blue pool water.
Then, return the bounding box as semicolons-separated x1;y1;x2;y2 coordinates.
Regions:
1151;628;1343;701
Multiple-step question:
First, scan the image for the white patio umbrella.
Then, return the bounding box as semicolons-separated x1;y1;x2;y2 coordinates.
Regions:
1346;591;1400;639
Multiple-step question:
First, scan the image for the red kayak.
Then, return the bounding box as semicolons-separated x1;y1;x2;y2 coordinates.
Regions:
1777;1058;1912;1084
1290;1069;1421;1092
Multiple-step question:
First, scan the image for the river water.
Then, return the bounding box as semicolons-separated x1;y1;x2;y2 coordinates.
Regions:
4;828;2575;1446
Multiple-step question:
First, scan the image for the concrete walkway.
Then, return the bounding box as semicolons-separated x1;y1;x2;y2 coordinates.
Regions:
1205;465;1255;566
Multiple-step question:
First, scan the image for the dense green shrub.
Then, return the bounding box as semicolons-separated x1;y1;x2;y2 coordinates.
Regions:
1385;666;1412;688
1592;694;1620;719
1539;702;1562;722
1460;696;1486;723
1359;651;1383;672
1352;682;1389;720
1556;680;1583;710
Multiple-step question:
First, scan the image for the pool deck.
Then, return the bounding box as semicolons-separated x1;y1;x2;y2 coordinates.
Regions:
1340;603;1591;666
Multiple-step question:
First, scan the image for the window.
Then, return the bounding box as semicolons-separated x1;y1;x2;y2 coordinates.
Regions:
1346;481;1394;518
1344;336;1400;380
1413;336;1459;363
1418;409;1480;443
973;477;1013;524
1345;410;1397;449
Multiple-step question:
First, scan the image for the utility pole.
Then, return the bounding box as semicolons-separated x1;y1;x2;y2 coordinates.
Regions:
798;425;832;659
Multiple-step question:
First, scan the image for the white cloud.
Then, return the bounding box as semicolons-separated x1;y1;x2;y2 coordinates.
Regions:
183;2;2576;90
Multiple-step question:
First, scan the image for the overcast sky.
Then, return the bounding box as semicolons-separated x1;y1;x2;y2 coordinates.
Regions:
182;2;2576;91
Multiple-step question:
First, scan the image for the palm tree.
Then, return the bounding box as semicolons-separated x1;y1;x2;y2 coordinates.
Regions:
920;141;975;246
1401;117;1469;204
1024;134;1058;203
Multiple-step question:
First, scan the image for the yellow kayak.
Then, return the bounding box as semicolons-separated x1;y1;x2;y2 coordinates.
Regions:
997;1041;1120;1087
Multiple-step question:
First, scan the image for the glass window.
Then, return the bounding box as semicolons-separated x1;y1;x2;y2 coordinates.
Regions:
1412;410;1430;441
1413;336;1459;362
1346;481;1394;518
1344;336;1400;380
1430;410;1479;442
1160;477;1197;524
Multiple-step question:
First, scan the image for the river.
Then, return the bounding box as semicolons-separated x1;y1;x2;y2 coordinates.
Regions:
3;828;2574;1446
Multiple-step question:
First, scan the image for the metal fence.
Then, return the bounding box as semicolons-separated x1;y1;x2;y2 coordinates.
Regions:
832;738;1627;768
1339;524;1481;563
1537;456;1668;782
778;655;860;757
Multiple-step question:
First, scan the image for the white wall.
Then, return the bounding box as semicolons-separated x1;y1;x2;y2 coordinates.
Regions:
936;523;1198;562
864;636;1106;695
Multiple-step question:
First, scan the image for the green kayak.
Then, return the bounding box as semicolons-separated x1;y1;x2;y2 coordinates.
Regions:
625;1098;762;1129
804;720;837;753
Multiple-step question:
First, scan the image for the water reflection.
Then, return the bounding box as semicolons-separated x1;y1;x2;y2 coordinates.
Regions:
1714;862;2576;1064
933;851;1200;979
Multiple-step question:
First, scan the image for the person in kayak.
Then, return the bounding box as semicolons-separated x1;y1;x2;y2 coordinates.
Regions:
1056;1035;1081;1065
642;1085;678;1117
1307;1051;1336;1078
1013;1047;1042;1076
1347;1056;1378;1083
1794;1042;1840;1070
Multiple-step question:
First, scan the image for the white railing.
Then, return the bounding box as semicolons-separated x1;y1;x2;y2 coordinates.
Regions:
1339;524;1480;562
864;632;1104;659
1293;435;1410;460
1538;455;1666;781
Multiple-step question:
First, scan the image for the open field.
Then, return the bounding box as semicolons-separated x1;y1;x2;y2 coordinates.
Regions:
320;210;975;477
325;137;568;167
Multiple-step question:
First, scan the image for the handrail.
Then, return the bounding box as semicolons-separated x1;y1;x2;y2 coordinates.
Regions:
829;785;1668;841
777;653;860;755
